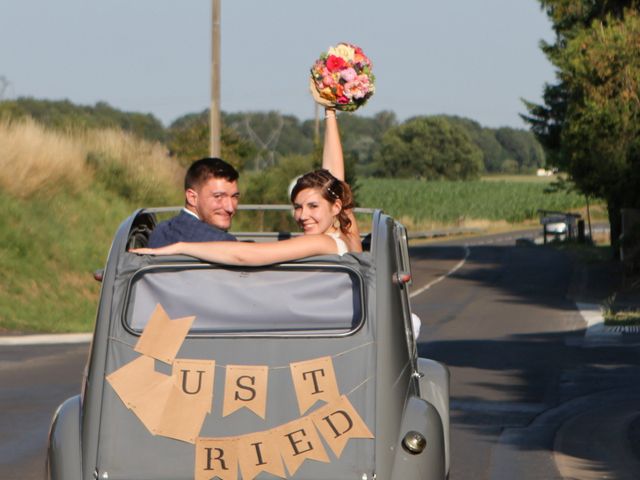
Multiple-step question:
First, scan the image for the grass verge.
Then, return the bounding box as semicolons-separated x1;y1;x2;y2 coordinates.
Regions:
603;293;640;326
0;187;131;332
552;241;613;264
0;120;183;333
604;310;640;326
555;242;640;326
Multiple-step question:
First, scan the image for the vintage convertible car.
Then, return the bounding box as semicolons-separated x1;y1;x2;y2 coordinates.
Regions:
47;206;449;480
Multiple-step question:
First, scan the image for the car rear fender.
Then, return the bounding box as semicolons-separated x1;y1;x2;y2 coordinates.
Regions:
418;357;450;475
390;395;446;480
47;395;82;480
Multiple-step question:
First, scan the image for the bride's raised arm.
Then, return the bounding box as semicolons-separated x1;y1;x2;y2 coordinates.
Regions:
308;79;345;181
321;107;345;181
318;106;362;252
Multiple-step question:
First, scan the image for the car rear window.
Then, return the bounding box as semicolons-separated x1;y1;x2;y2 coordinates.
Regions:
125;264;364;335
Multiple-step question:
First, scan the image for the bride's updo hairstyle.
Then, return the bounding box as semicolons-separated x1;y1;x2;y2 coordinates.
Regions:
290;169;355;234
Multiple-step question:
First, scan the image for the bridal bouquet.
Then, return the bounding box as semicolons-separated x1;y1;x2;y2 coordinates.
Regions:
310;43;375;112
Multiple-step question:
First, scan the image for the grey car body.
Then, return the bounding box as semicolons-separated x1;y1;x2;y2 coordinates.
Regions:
47;207;450;480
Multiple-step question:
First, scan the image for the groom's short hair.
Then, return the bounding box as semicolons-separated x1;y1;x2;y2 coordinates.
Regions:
185;157;239;190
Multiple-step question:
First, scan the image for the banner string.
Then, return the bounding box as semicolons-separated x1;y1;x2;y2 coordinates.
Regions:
109;336;136;349
108;336;375;398
345;375;373;397
266;340;375;370
392;360;412;389
108;336;374;370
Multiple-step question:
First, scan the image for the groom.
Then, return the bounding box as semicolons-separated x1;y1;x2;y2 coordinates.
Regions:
148;157;239;247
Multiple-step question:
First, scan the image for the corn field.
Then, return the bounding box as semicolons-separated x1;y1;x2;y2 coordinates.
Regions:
356;178;590;226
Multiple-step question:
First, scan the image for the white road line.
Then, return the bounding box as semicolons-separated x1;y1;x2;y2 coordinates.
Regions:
0;333;92;346
410;245;471;298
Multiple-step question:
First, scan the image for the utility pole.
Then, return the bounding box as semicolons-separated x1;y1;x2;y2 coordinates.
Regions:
314;103;320;145
210;0;221;157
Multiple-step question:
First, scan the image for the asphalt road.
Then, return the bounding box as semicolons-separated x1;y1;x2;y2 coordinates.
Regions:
1;229;639;479
410;232;640;479
0;343;87;480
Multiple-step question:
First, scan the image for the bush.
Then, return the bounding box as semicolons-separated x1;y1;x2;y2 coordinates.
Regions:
231;154;315;232
0;117;89;198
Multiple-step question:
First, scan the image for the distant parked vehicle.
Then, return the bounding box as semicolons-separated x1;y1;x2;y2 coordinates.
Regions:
545;220;567;235
47;206;450;480
540;210;582;243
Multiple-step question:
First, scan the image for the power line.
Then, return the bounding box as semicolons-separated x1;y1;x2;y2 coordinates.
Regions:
0;76;10;99
243;114;284;170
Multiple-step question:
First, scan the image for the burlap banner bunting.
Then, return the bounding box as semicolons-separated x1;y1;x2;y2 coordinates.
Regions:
107;356;216;443
134;304;194;364
223;364;269;419
194;395;371;479
289;356;341;415
107;304;375;479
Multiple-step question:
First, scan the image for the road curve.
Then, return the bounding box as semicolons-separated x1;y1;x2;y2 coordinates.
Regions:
409;232;640;480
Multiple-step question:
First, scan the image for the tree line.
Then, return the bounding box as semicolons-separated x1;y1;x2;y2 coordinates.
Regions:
0;97;545;180
0;98;166;142
524;0;640;250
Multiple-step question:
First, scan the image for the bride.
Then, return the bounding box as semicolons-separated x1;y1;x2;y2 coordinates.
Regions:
131;105;362;265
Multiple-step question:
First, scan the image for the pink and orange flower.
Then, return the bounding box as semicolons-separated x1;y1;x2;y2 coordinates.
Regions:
310;43;375;112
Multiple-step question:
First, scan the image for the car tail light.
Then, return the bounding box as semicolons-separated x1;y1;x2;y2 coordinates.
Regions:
93;269;104;282
393;271;412;285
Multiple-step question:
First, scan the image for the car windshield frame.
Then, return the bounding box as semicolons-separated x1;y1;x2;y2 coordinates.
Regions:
122;262;366;338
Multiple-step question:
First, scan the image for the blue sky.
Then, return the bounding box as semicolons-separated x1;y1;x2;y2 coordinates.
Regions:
0;0;556;128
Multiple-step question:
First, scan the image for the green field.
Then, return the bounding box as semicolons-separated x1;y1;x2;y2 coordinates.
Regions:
356;178;590;225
